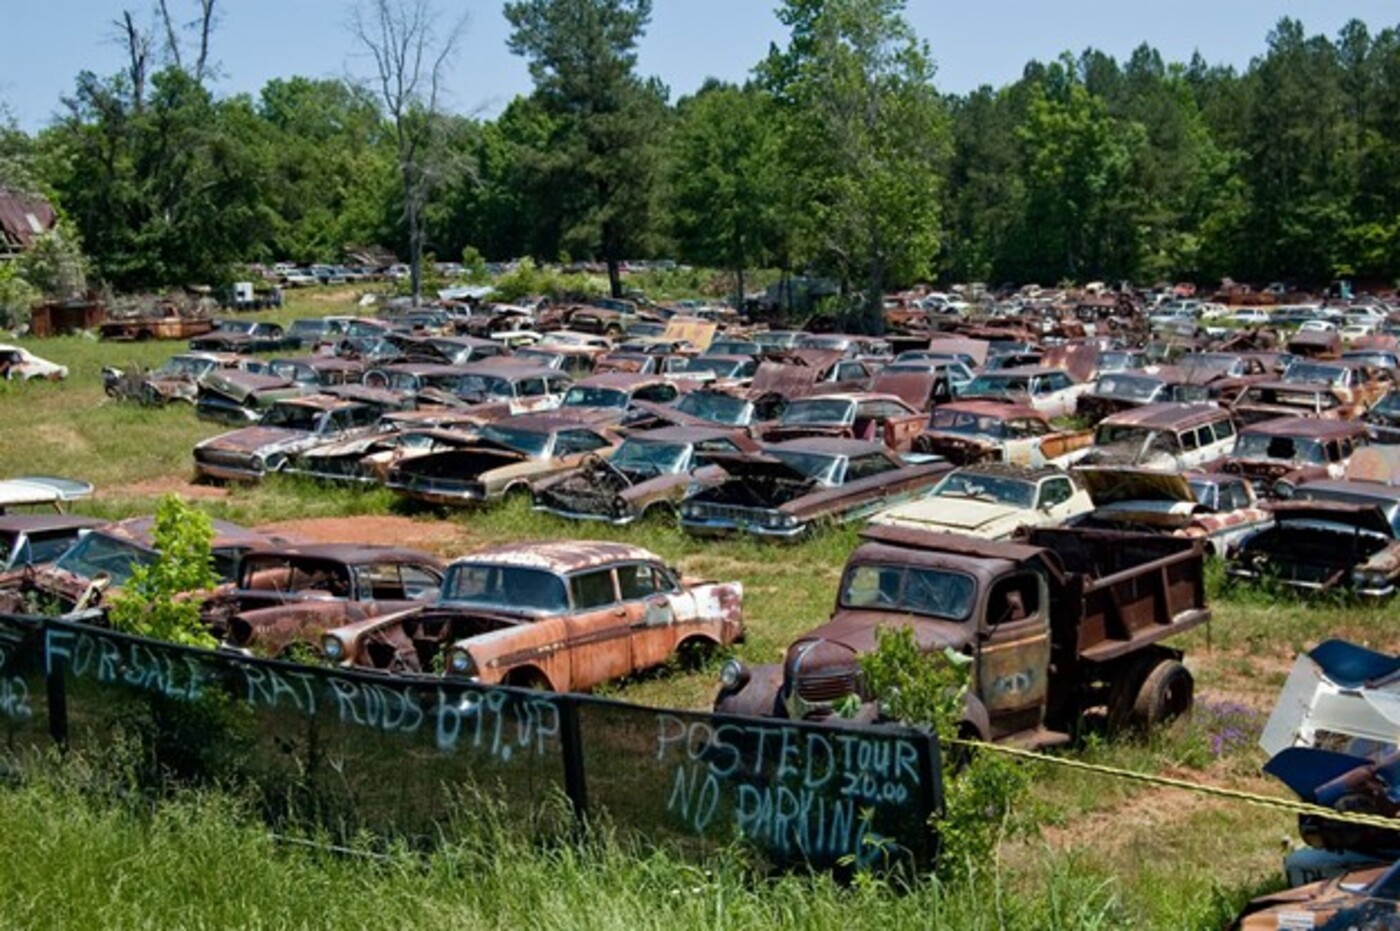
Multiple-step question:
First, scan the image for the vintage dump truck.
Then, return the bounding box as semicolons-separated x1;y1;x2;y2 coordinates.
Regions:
714;525;1211;747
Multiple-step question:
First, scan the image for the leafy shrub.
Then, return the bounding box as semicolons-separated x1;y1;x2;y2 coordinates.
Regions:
859;626;1029;882
106;495;218;648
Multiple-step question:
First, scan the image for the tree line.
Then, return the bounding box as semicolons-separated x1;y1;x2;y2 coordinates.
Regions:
3;1;1399;323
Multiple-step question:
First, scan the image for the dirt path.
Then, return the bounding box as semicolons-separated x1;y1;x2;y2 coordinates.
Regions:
255;514;471;556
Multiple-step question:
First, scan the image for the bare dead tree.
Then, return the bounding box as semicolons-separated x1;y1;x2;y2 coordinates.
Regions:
114;10;153;110
351;0;466;305
156;0;219;86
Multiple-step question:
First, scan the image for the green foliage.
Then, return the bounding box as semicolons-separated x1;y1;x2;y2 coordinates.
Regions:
489;257;609;302
858;626;1029;883
106;494;218;649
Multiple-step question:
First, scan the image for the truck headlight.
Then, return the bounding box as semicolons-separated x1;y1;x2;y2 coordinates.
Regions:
447;649;476;676
719;659;749;691
321;635;346;662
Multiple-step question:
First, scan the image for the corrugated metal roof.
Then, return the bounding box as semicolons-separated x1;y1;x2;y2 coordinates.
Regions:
0;189;56;251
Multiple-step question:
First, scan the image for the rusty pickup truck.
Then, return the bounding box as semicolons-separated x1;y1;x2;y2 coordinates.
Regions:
714;525;1210;747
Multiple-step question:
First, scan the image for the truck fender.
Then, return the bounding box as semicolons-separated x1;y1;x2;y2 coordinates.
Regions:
958;693;991;743
713;662;786;718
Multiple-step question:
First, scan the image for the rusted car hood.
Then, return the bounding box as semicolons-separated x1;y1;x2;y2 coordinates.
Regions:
201;370;296;402
201;426;303;454
876;496;1033;536
1077;466;1195;505
792;611;973;655
749;361;822;398
704;451;811;483
1267;500;1396;536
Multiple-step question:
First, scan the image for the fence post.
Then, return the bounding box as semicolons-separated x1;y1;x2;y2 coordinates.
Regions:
42;620;68;749
557;695;588;823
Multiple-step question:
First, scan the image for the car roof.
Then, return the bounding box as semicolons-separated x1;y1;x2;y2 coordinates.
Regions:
1097;402;1229;430
0;515;106;534
763;436;893;457
1241;417;1369;438
240;544;441;566
452;540;661;574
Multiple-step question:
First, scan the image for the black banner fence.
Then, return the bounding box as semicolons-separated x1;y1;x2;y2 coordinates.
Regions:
0;612;942;871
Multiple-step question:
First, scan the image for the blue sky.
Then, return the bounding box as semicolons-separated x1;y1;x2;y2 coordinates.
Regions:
3;1;1398;130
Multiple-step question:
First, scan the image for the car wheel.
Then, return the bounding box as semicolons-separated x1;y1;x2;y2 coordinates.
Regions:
1132;659;1193;730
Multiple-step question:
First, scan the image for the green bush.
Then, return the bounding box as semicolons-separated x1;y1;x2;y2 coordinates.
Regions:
106;494;218;648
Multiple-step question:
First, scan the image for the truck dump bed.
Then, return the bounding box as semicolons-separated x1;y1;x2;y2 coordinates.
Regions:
1021;526;1209;662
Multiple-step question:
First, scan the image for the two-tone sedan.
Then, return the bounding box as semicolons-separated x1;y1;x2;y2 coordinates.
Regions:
193;396;390;482
679;437;951;539
385;415;620;507
319;541;744;691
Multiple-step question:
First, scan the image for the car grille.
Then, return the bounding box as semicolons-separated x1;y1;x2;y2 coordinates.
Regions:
796;670;859;703
690;503;772;524
195;449;255;469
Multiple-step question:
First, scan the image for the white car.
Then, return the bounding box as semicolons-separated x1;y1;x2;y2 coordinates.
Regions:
1297;319;1337;333
868;464;1092;540
1230;308;1272;326
1340;322;1377;342
0;344;68;381
960;367;1091;419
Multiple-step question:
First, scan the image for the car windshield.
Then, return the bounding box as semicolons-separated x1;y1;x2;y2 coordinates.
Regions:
1283;361;1345;385
678;358;743;378
480;424;550;457
268;361;317;384
441;564;569;614
1097;351;1139;371
781;399;855;425
156;356;215;378
676;391;751;425
53;533;157;587
929;409;1010;438
706;342;759;356
453;375;514;402
289;319;325;337
965;374;1031;395
1372;391;1400;415
611;439;688;475
935;472;1036;508
770;450;842;484
563;386;629;409
1094;425;1179;453
1092;375;1162;401
1233;432;1327;464
840;564;976;621
1179;353;1241;374
1187;480;1214;507
260;404;324;431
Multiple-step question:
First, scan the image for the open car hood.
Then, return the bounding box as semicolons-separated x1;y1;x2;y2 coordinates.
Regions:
1269;499;1396;536
1076;466;1195;506
749;361;822;397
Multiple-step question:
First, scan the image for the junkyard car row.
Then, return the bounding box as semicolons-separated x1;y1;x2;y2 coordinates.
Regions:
15;281;1400;916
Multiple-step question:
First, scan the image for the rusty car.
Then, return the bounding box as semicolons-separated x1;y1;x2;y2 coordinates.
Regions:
1074;367;1213;424
959;366;1091;419
103;351;254;405
0;516;284;615
678;437;950;539
192;395;392;482
202;544;445;657
912;400;1094;467
1072;467;1271;555
1227;479;1400;596
714;525;1210;745
98;303;213;341
317;541;745;691
867;463;1093;540
761;392;927;451
0;514;106;572
385;414;620;507
1227;860;1400;930
0;344;68;381
188;319;299;354
194;369;311;425
1213;417;1370;498
1078;403;1238;471
532;425;759;524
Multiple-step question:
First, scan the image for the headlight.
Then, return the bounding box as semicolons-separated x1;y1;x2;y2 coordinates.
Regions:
780;513;799;528
258;452;287;473
321;635;346;661
447;649;476;676
1272;479;1295;499
1352;568;1388;589
719;659;749;691
611;497;631;518
681;503;699;518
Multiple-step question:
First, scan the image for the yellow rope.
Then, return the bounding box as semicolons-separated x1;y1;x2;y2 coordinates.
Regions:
946;737;1400;832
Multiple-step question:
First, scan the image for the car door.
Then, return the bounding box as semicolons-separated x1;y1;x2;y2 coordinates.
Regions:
1035;476;1084;523
975;572;1052;739
512;376;555;414
616;562;684;671
563;567;634;688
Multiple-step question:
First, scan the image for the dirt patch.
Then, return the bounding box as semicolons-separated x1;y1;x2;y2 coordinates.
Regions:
104;477;228;501
256;514;470;556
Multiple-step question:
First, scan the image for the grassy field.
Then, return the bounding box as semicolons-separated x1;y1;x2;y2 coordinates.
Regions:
0;288;1388;928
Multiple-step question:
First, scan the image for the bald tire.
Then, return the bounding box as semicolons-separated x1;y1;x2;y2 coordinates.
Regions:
1131;659;1193;731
